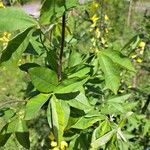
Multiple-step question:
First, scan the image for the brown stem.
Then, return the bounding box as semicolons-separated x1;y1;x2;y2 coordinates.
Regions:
57;13;66;81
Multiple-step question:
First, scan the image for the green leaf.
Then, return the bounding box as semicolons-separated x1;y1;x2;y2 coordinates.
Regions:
101;103;125;114
65;0;79;9
0;134;11;147
55;91;80;100
110;103;125;113
68;135;79;150
66;93;92;111
98;52;120;94
117;128;127;142
68;134;89;150
91;130;116;149
104;94;132;114
122;35;140;51
29;67;58;93
46;50;58;72
68;50;83;67
68;66;90;78
118;112;133;128
54;78;88;94
29;35;44;55
60;101;70;128
0;118;29;148
19;63;40;72
92;120;111;143
0;28;34;66
70;114;105;130
40;0;65;25
0;7;38;32
47;101;52;128
15;132;30;149
48;96;70;130
0;125;11;147
51;95;65;145
25;93;50;120
102;50;135;72
7;119;28;133
107;94;131;103
143;119;150;135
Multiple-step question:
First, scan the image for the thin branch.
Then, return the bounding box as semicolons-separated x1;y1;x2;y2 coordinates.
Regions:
57;12;66;81
0;100;26;109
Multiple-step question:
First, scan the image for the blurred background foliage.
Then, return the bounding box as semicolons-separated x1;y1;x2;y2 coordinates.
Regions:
0;0;150;149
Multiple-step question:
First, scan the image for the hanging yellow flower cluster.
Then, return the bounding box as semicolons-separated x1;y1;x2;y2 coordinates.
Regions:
104;14;109;34
88;1;110;52
131;41;146;63
49;132;68;150
89;7;100;52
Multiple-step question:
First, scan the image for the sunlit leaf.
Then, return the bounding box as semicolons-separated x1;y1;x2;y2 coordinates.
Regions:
25;93;50;120
29;67;58;93
0;7;38;32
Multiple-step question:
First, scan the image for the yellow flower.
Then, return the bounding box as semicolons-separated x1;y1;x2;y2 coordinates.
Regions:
60;141;68;150
0;32;11;44
89;28;93;32
105;28;109;33
95;28;100;38
90;2;100;13
91;22;96;28
93;2;99;8
138;41;145;48
91;38;96;46
136;58;142;63
0;36;9;43
90;15;99;23
52;147;59;150
0;2;5;8
51;141;57;147
131;54;137;59
139;49;144;55
104;15;109;21
101;37;105;45
4;32;11;38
